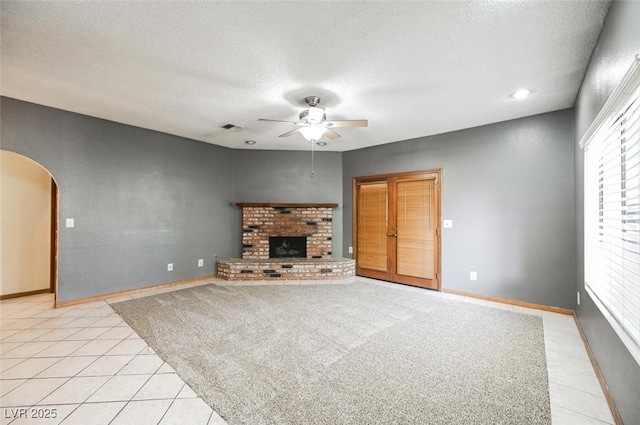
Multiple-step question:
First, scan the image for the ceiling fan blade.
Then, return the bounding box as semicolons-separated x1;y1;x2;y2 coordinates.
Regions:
259;118;308;126
279;128;302;137
323;128;341;139
324;119;368;128
258;118;299;124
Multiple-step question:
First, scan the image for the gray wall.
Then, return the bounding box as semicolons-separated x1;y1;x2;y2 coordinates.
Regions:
574;1;640;423
231;150;343;256
343;110;576;308
1;97;236;303
1;97;345;302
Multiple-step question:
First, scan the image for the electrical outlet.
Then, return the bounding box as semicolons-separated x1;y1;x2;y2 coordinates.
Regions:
348;246;353;254
577;291;581;306
167;263;173;271
198;259;204;267
470;271;477;281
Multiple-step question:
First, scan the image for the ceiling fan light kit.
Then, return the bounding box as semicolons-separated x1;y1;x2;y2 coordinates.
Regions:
299;125;326;142
258;96;368;143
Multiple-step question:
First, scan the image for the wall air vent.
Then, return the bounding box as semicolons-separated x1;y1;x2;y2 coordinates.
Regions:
221;123;242;132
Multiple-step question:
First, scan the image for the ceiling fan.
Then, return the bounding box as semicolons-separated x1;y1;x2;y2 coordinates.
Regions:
258;96;368;142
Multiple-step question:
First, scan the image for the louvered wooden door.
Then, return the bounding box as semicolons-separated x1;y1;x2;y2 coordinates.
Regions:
355;181;390;279
354;170;441;290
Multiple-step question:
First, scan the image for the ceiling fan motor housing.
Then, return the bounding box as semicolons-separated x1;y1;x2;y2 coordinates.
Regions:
304;96;321;107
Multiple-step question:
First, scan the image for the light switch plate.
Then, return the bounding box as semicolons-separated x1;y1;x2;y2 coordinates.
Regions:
65;218;75;228
443;220;453;228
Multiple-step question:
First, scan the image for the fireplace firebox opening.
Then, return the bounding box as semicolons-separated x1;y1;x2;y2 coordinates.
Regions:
269;236;307;258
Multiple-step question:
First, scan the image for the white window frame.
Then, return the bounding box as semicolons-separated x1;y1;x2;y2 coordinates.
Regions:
580;55;640;367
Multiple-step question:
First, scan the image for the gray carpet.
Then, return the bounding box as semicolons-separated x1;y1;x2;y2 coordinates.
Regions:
112;282;551;425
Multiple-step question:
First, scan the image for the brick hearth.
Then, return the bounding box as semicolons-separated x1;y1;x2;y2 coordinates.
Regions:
217;258;355;280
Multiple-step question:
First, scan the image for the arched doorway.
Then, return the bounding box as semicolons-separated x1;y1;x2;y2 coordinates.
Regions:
0;150;59;304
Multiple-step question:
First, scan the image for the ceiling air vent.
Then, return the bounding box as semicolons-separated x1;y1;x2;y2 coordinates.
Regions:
221;123;242;132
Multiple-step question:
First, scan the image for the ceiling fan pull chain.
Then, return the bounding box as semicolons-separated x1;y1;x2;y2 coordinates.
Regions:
311;139;315;179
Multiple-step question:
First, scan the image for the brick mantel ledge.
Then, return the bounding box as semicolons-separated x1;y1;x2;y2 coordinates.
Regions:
235;202;338;208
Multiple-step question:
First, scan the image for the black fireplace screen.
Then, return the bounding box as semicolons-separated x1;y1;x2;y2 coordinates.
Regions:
269;236;307;258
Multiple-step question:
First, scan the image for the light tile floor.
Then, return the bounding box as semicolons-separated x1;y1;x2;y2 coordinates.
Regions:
0;278;615;425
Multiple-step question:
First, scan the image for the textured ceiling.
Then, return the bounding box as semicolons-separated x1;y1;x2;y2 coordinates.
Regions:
1;1;610;152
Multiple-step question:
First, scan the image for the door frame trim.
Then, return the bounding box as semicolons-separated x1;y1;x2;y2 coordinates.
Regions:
50;178;58;296
0;150;59;304
352;169;442;290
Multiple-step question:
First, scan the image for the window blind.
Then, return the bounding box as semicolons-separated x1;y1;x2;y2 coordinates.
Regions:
582;55;640;366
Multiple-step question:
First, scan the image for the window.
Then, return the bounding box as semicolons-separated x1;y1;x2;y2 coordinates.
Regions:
582;55;640;366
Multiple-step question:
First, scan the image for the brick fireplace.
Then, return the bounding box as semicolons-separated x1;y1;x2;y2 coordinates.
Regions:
217;203;355;281
240;204;333;259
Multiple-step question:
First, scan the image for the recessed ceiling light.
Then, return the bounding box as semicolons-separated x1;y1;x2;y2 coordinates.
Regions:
244;140;256;145
511;89;531;99
316;141;327;146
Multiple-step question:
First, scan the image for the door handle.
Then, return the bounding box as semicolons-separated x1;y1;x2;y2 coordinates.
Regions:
387;233;398;237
